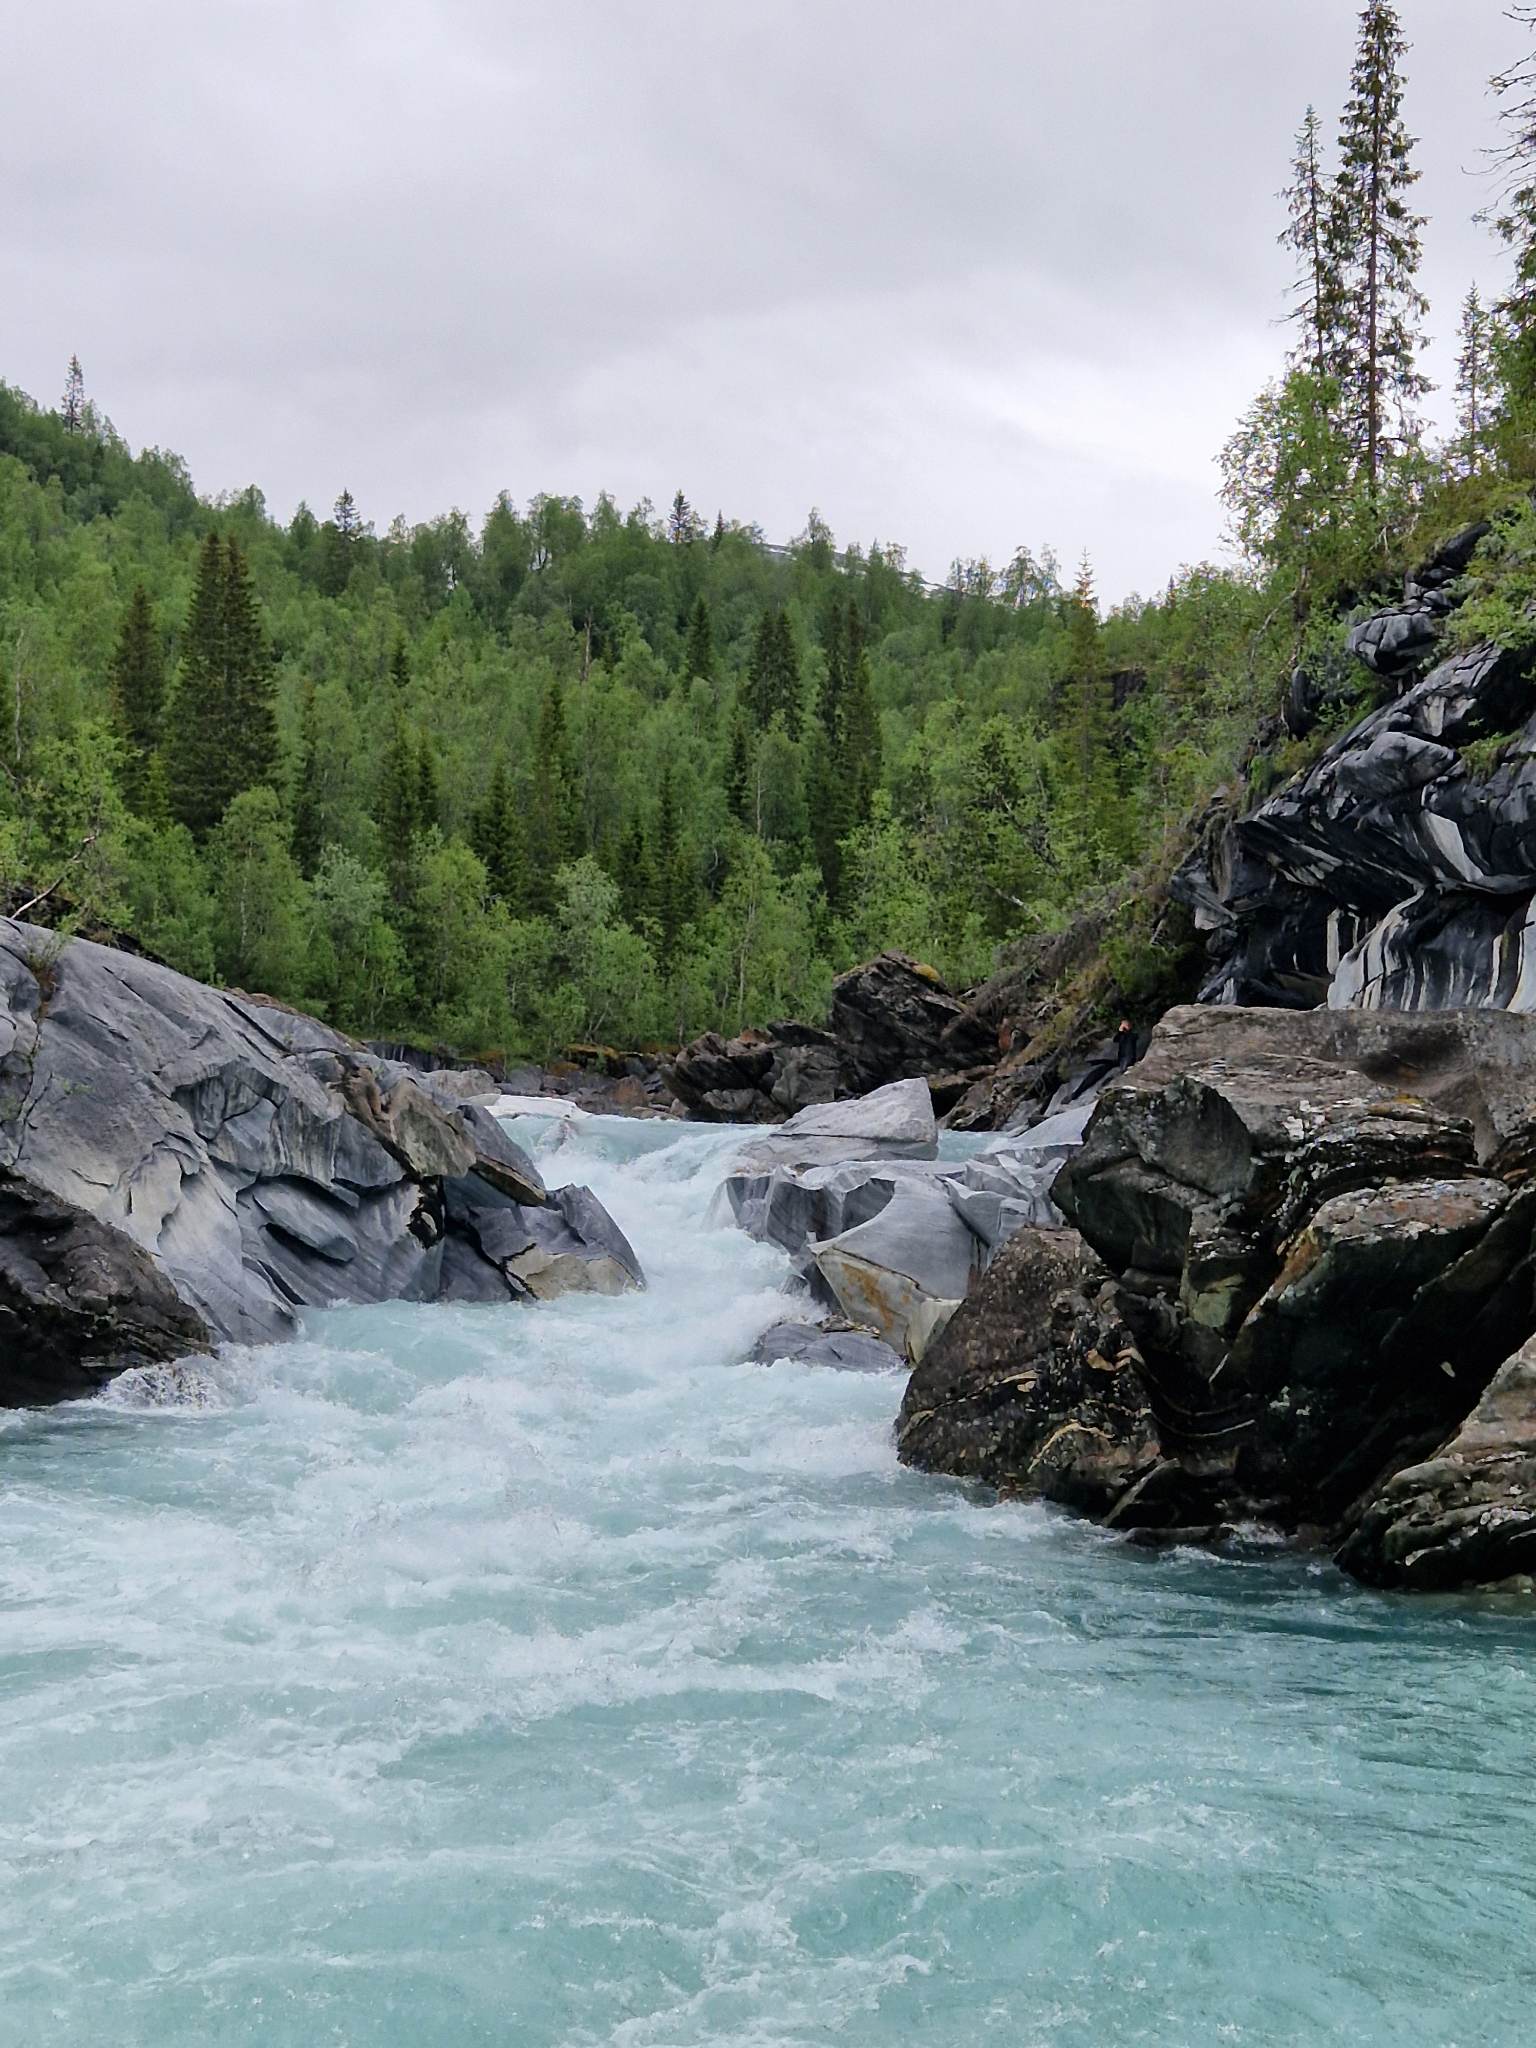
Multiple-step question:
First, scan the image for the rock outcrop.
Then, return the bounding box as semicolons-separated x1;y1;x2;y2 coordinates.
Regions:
897;1004;1536;1589
0;922;642;1406
667;951;997;1120
1177;522;1536;1015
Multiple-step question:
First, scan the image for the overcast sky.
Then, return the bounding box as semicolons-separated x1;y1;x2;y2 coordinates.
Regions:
1;1;1526;599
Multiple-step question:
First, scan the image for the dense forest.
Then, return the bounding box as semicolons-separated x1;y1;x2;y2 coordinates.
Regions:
3;2;1536;1063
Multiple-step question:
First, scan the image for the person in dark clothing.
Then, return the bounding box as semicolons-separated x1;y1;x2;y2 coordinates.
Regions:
1115;1018;1136;1070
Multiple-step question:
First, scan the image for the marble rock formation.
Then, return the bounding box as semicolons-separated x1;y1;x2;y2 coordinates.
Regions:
0;921;642;1405
1176;521;1536;1016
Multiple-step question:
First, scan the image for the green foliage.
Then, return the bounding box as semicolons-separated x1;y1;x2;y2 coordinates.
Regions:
1450;499;1536;650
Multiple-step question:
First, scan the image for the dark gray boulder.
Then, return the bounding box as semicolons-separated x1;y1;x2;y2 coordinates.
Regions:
897;1226;1160;1515
0;1171;212;1404
0;921;641;1405
666;951;997;1121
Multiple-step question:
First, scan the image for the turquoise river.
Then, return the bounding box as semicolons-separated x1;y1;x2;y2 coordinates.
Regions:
1;1111;1533;2046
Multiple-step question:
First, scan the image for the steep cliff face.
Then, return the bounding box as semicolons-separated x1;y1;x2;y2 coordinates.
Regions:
1176;525;1536;1016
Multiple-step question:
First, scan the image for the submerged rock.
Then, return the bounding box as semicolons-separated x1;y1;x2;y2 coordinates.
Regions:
0;921;641;1405
748;1319;905;1372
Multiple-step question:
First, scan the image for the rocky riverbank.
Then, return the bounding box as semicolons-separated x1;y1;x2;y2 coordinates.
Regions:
897;1004;1536;1592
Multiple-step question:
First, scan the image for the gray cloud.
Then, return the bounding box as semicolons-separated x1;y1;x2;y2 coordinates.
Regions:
1;0;1523;598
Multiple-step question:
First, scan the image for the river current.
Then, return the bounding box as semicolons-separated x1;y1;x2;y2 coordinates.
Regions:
1;1110;1533;2046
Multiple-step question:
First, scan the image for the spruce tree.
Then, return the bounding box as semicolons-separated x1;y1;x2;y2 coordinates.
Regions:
842;641;882;829
1453;285;1499;475
808;603;854;901
725;718;750;823
667;489;698;546
292;683;325;875
773;611;802;741
108;585;165;812
222;536;277;798
528;679;578;908
1332;1;1428;494
683;594;714;682
650;768;687;970
61;356;85;433
473;754;523;907
1281;107;1344;382
379;713;422;904
711;511;725;551
617;812;652;927
390;635;411;693
416;731;442;834
167;534;276;837
1060;555;1120;854
744;610;777;729
1488;9;1536;442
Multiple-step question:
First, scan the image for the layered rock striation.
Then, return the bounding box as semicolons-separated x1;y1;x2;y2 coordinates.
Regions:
0;921;641;1405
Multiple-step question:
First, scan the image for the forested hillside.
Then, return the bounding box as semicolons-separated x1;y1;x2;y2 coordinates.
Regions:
4;2;1536;1064
0;378;1273;1057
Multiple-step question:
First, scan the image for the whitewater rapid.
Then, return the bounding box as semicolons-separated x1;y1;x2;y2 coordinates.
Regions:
2;1111;1535;2046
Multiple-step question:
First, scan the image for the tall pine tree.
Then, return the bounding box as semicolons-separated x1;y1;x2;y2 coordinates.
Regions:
1488;8;1536;446
1332;2;1428;495
527;679;578;909
683;594;714;683
743;608;800;734
61;356;85;434
473;753;523;908
108;585;165;813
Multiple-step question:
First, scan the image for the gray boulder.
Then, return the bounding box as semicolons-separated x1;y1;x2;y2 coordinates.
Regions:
749;1320;905;1372
810;1177;982;1357
0;921;641;1405
729;1076;938;1175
